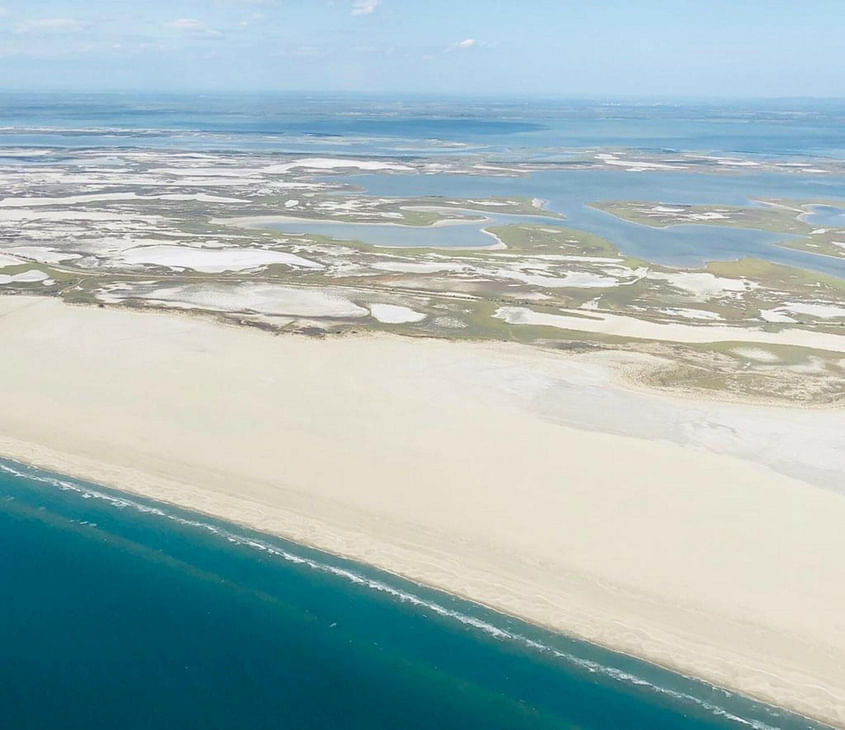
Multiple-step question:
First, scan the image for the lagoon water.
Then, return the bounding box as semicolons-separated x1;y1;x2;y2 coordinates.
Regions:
0;460;828;730
805;205;845;227
2;93;844;275
326;171;845;275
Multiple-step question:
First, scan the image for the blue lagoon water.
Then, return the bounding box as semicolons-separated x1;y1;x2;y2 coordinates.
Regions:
2;93;844;275
805;205;845;227
332;171;845;275
0;461;829;730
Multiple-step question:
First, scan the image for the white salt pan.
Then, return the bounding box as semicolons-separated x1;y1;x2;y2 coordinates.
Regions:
369;304;426;324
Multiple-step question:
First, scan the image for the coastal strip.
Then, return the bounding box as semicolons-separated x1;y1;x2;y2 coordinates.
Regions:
0;457;830;730
1;295;844;726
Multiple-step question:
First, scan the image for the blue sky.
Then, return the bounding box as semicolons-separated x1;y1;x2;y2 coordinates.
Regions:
0;0;842;96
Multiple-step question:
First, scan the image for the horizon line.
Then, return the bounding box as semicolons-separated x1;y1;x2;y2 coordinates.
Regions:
1;88;845;103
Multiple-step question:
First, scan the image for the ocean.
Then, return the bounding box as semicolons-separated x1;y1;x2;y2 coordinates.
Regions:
1;94;845;159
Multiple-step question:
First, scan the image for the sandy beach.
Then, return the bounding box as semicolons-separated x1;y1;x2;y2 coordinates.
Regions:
1;294;844;726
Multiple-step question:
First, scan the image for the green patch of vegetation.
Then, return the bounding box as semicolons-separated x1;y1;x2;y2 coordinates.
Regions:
706;257;845;296
589;200;813;234
777;230;845;259
485;224;619;256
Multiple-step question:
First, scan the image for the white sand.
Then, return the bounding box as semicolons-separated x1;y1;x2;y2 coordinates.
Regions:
263;158;414;174
779;302;845;319
0;270;50;284
491;268;621;288
2;247;82;264
372;261;466;274
101;283;368;319
0;253;25;267
215;212;483;231
658;307;723;321
595;154;682;171
368;303;426;323
687;211;728;220
0;209;163;223
761;303;845;322
0;192;245;207
494;306;845;352
646;271;756;299
117;245;323;272
759;308;797;323
1;296;843;726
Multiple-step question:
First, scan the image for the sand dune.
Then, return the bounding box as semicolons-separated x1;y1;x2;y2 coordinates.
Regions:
1;295;843;726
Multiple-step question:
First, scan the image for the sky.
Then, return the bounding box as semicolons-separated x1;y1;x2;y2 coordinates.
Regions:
0;0;843;97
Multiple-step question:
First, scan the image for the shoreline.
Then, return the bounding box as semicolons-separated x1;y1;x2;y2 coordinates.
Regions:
0;455;830;730
213;209;513;250
4;432;840;730
214;213;481;229
1;295;844;726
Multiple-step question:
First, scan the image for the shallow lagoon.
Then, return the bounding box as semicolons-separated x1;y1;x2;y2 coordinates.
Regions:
805;205;845;227
3;93;844;276
327;170;845;275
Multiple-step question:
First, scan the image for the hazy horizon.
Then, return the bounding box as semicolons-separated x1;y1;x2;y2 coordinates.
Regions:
1;0;843;98
2;89;845;104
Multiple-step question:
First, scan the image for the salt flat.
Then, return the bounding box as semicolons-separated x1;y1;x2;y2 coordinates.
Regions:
116;244;323;272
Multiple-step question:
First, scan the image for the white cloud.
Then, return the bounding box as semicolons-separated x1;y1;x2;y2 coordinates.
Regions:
445;38;491;52
162;18;222;37
15;17;85;34
163;18;206;31
272;45;331;59
238;11;265;27
351;0;381;16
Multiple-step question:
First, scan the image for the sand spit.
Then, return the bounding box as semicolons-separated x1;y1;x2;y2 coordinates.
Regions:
1;296;843;726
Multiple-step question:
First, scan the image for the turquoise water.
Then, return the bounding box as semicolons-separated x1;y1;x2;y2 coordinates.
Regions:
0;460;828;730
